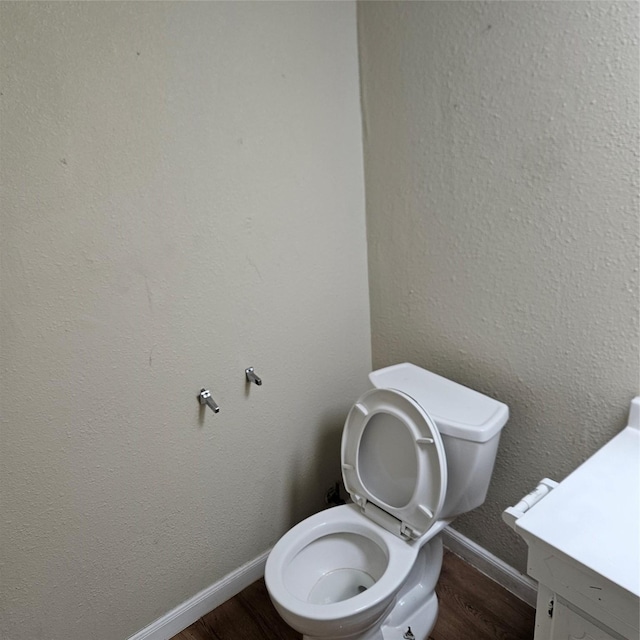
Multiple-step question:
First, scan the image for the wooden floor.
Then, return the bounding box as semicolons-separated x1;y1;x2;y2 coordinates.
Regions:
172;551;535;640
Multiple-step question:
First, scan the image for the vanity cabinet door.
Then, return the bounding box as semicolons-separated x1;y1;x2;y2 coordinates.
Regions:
534;585;621;640
550;599;620;640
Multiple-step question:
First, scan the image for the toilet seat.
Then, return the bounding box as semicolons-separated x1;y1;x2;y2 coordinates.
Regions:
341;388;447;540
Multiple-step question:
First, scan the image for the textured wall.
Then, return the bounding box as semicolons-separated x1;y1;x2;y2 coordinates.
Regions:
0;3;370;639
359;1;639;572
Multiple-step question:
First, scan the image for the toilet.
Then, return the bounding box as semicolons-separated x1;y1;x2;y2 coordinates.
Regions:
265;363;509;640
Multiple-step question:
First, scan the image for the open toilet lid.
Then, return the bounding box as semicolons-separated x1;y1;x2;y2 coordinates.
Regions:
341;388;447;540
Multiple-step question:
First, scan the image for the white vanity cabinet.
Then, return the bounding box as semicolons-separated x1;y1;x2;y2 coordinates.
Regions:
504;398;640;640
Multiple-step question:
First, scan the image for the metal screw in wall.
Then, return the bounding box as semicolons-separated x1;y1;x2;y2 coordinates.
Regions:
245;367;262;386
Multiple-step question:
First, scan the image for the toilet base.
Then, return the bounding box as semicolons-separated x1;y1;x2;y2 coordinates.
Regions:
301;590;438;640
381;591;438;640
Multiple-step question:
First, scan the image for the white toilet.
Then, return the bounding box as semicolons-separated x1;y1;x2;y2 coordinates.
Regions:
265;363;509;640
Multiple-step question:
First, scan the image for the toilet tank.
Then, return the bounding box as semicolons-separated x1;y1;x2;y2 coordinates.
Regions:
369;363;509;519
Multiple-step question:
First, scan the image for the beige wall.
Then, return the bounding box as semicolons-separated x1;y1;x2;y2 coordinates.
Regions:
359;1;639;572
0;3;370;639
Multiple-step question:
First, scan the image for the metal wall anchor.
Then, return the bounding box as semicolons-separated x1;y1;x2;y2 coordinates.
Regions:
199;388;219;413
245;367;262;386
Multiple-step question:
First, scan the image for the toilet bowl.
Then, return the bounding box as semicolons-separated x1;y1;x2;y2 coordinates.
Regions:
266;504;415;638
265;363;509;640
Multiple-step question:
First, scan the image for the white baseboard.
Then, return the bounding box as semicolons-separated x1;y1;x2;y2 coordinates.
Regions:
127;548;271;640
442;526;537;608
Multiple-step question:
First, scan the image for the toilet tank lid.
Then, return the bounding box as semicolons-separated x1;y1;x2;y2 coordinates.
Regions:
369;363;509;443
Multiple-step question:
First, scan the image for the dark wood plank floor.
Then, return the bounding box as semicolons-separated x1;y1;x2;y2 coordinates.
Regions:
172;550;535;640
